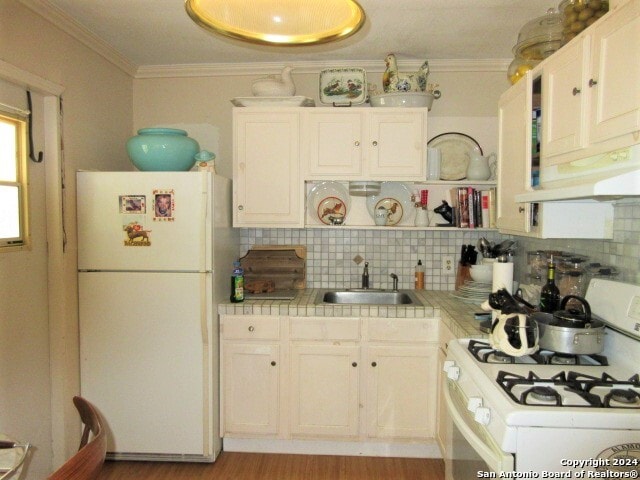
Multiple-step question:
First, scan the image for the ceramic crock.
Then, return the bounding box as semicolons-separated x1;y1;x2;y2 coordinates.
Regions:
126;128;199;171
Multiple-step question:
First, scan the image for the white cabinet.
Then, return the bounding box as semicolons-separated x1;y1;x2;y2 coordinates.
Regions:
233;109;303;227
497;73;533;234
497;72;615;239
542;37;588;159
303;108;427;180
220;316;282;436
290;344;361;438
220;315;439;445
364;317;439;440
588;0;640;145
289;316;360;438
366;345;437;439
541;0;640;165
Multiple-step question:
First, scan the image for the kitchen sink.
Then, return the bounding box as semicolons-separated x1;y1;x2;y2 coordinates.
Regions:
314;289;422;305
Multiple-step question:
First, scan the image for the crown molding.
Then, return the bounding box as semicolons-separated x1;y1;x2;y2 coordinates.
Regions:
19;0;138;77
135;59;511;79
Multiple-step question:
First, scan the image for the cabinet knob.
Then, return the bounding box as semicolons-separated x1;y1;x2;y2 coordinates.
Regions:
519;206;525;213
271;361;276;366
354;140;360;147
589;78;598;87
372;141;378;146
371;361;377;367
248;325;255;332
238;205;244;211
572;87;581;96
352;362;358;367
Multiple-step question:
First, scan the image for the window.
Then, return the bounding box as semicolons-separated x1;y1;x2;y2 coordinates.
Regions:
0;111;28;249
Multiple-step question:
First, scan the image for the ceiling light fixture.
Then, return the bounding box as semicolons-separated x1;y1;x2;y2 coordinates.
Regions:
184;0;366;46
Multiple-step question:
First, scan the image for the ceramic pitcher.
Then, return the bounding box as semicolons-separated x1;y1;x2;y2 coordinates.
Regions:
466;152;496;181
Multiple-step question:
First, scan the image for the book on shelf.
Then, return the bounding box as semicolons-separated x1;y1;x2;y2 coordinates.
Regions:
444;186;497;229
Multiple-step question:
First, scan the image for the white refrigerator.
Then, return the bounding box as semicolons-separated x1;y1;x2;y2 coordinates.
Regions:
77;171;237;462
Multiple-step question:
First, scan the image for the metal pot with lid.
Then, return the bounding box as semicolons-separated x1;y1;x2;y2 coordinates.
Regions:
532;295;606;354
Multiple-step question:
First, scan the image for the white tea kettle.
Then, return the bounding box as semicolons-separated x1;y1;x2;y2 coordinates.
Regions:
489;312;539;357
466;152;497;181
482;288;539;356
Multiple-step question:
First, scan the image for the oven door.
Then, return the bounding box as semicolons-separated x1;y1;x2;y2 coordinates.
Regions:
443;378;514;479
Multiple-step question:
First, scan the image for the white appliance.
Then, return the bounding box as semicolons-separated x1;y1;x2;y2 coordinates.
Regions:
442;279;640;479
77;171;237;462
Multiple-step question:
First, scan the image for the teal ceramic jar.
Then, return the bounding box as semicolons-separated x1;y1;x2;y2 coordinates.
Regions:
126;128;200;171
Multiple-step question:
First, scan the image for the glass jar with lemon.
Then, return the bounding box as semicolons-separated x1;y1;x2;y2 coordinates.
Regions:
558;0;609;45
508;8;563;85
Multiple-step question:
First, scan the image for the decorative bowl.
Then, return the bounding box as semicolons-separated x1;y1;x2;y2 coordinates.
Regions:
369;91;440;109
126;128;200;171
470;264;493;283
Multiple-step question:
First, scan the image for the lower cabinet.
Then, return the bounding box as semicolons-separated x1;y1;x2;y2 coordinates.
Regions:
290;344;360;438
220;315;282;437
366;345;437;439
222;343;280;435
220;314;439;444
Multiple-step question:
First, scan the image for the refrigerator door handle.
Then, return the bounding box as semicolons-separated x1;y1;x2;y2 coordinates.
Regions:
199;173;209;271
200;274;209;347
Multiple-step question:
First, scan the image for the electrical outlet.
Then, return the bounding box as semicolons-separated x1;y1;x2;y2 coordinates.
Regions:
442;255;455;275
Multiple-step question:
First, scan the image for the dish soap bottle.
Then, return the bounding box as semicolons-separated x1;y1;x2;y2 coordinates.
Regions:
415;259;425;290
539;256;560;313
230;260;244;303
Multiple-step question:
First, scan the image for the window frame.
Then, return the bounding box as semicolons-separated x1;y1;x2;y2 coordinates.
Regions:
0;110;29;251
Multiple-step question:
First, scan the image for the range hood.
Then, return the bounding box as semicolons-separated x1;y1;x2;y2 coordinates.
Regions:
516;145;640;202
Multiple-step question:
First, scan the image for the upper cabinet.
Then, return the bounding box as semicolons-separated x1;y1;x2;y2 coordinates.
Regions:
541;0;640;165
233;106;430;228
233;110;303;227
303;109;427;180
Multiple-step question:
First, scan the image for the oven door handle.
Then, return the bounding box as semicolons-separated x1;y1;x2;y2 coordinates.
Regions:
444;379;515;474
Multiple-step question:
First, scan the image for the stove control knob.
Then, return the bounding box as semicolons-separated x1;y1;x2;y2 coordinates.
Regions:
467;397;483;413
446;366;460;381
474;407;491;426
443;360;455;373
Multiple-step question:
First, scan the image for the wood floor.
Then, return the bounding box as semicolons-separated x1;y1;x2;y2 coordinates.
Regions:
97;452;445;480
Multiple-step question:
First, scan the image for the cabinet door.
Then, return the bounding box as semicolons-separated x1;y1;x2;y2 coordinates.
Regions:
366;345;437;439
368;111;427;179
304;111;364;178
497;76;531;234
290;344;360;438
233;111;302;227
542;36;589;161
222;343;280;435
589;0;640;144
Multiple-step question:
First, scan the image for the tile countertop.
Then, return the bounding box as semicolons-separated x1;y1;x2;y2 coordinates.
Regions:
218;289;488;339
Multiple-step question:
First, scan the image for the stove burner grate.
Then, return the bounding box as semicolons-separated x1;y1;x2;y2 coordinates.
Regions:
467;340;609;366
497;371;640;408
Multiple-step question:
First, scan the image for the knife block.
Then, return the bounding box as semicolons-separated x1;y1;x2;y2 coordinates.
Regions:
455;262;471;290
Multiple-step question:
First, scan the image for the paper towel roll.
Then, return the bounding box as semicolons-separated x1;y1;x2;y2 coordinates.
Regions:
492;261;514;294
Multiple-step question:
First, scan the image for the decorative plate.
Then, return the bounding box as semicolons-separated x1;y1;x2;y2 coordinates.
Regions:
427;132;483;181
366;182;413;226
319;68;367;106
307;181;350;225
375;198;404;226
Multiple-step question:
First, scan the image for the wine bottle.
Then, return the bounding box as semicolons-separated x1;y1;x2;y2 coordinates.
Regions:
539;256;560;313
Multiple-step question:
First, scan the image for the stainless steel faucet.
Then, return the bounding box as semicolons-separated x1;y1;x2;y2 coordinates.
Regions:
389;273;398;291
362;262;370;289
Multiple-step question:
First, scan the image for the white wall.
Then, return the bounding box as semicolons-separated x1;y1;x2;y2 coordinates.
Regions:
0;2;133;478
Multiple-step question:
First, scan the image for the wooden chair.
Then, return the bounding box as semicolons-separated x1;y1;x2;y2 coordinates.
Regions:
48;396;107;480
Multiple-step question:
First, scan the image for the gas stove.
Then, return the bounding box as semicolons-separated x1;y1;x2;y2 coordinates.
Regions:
443;279;640;477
